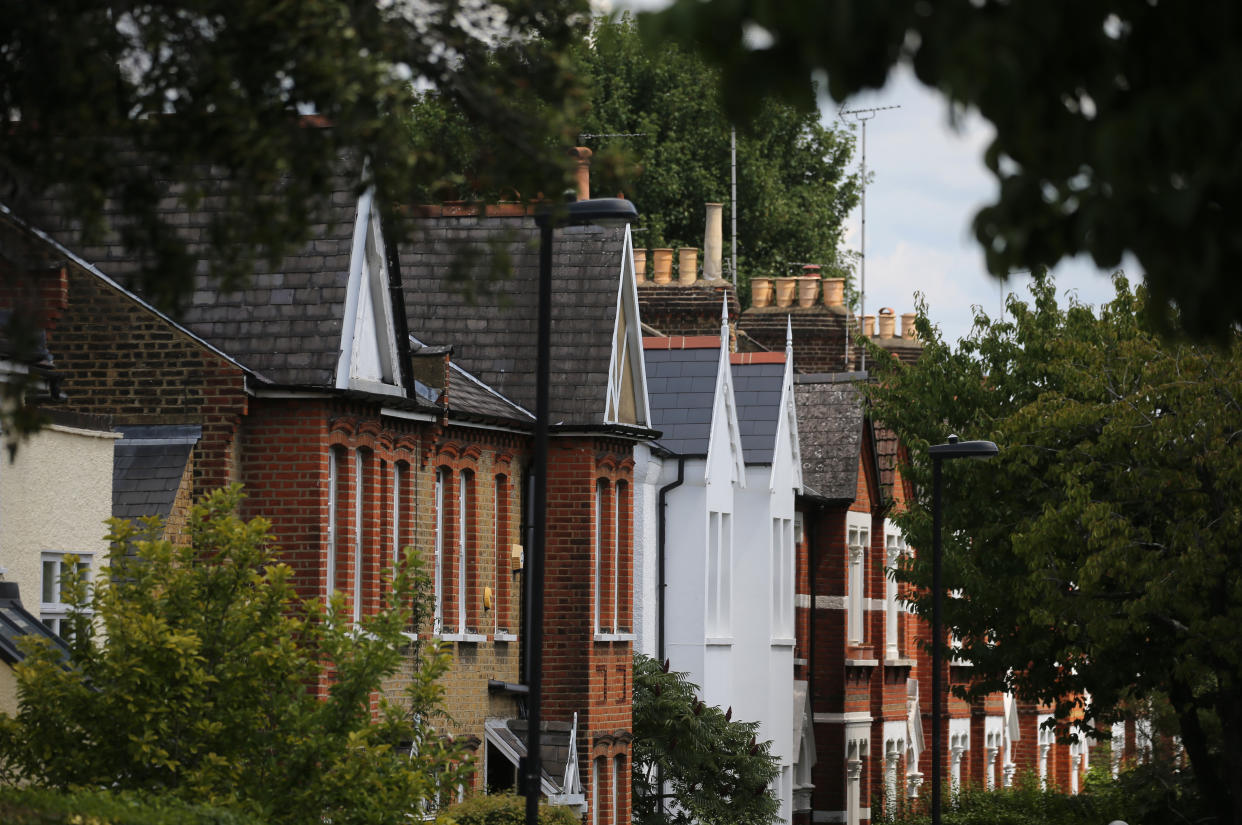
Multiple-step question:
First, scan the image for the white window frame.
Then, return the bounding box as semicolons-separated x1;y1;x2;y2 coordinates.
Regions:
327;449;339;602
613;481;626;633
40;552;91;636
612;754;622;825
393;462;403;566
434;468;446;634
884;521;907;660
707;510;732;637
495;475;505;634
846;512;870;646
458;469;470;634
354;450;365;623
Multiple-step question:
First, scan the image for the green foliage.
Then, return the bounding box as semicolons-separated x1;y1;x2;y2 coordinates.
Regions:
0;787;261;825
631;653;779;825
0;0;589;311
434;792;580;825
863;275;1242;824
642;1;1242;338
408;14;859;292
0;485;469;825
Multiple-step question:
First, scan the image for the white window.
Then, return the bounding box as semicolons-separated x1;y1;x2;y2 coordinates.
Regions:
771;517;793;637
846;513;870;646
707;510;732;636
884;522;907;659
592;757;604;825
40;552;90;636
458;470;471;633
613;482;625;632
495;475;507;634
393;462;403;566
612;755;623;825
354;451;365;623
594;480;607;633
327;449;339;601
433;468;447;634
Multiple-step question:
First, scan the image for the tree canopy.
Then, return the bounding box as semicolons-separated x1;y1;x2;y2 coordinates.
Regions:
0;486;468;825
631;654;780;825
642;1;1242;338
864;278;1242;825
0;0;589;312
410;15;860;290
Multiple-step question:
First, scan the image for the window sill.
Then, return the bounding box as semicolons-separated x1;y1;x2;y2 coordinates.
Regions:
770;636;797;647
885;657;916;668
494;631;518;643
401;631;420;643
593;632;636;642
441;632;488;644
704;636;734;646
845;658;879;667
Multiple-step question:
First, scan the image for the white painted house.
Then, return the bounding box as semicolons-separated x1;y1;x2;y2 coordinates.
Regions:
636;308;802;823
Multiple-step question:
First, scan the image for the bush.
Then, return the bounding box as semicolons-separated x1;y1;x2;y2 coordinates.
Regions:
0;787;261;825
435;792;580;825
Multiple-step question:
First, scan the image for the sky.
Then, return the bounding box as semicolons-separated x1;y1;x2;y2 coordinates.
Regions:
607;0;1126;345
829;67;1120;345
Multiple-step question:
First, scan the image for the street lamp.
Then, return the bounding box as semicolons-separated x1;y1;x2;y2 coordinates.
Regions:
928;434;998;825
525;196;638;825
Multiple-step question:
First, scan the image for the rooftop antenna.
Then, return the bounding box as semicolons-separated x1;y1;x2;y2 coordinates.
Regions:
839;104;900;372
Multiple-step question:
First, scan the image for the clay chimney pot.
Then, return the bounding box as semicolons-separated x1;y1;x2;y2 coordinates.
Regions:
878;307;896;339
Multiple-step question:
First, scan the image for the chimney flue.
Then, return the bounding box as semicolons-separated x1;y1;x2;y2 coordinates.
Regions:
704;203;723;280
570;146;593;201
878;307;896;339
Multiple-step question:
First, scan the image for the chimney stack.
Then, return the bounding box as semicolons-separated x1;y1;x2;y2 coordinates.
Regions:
571;146;593;201
878;307;896;339
703;203;723;280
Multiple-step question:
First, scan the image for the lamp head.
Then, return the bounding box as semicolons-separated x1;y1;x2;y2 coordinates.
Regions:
929;434;999;460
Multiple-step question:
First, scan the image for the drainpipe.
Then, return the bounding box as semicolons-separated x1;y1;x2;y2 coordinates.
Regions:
656;456;685;663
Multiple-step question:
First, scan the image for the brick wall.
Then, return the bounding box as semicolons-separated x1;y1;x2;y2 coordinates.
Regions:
636;282;739;337
740;306;850;374
50;266;248;494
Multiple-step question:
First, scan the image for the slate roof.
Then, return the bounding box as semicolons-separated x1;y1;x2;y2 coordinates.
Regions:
447;361;533;426
731;359;784;465
642;344;719;457
113;425;201;523
19;169;369;389
399;216;628;427
487;718;580;793
0;582;69;666
794;373;865;501
874;422;901;503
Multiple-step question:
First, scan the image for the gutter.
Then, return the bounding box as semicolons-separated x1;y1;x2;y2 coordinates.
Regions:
656;456;686;661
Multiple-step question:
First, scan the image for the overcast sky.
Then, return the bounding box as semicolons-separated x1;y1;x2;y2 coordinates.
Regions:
607;0;1125;345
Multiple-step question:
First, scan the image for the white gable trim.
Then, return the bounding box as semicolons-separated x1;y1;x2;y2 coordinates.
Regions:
604;225;652;426
336;187;403;397
770;317;803;492
705;298;746;488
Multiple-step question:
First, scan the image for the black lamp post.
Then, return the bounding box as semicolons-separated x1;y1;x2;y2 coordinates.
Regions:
928;434;997;825
524;197;638;825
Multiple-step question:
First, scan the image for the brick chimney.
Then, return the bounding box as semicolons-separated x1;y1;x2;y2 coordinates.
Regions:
570;146;593;200
703;203;723;280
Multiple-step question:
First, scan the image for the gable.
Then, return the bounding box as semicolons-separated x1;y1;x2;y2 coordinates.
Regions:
336;188;402;396
604;226;650;426
705;302;746;488
769;330;802;493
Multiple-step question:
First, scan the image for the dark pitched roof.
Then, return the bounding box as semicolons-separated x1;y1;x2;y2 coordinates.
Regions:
874;422;901;502
794;373;865;501
399;216;627;427
642;341;719;457
487;718;582;794
113;425;201;523
731;356;785;465
447;361;533;426
0;582;69;666
18;172;365;388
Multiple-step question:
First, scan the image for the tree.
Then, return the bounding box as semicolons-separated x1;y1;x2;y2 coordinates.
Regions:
0;0;589;312
863;276;1242;825
409;15;860;291
631;654;780;825
0;485;469;825
641;2;1242;338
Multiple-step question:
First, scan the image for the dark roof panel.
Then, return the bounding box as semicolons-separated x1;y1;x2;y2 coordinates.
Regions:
794;374;865;500
399;216;627;427
113;425;201;523
644;346;720;456
732;361;784;465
